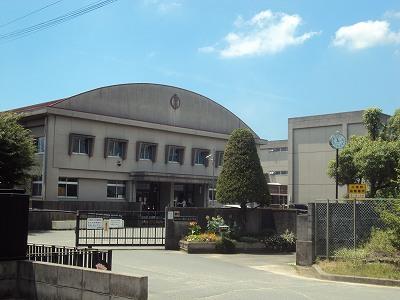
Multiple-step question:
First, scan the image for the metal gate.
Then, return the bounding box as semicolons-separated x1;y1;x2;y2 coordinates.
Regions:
75;210;165;247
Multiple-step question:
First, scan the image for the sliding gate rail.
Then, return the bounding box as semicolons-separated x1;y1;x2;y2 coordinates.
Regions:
75;210;166;247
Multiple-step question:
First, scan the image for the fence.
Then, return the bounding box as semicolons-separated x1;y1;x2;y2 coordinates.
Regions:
26;243;112;270
313;199;391;258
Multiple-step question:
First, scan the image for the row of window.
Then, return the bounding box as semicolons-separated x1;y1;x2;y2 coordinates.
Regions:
32;177;126;199
268;170;288;176
32;133;224;167
267;147;288;152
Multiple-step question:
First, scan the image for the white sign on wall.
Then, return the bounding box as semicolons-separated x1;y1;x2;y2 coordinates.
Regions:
87;218;103;230
109;218;124;228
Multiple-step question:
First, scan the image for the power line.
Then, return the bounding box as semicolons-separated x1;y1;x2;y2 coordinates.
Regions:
0;0;64;29
0;0;119;42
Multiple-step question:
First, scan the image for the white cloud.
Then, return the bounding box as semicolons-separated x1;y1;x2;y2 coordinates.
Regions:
198;46;215;53
199;10;319;58
384;10;400;19
333;20;400;50
143;0;181;13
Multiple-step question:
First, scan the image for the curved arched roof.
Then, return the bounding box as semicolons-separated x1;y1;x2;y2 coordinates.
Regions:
52;83;258;137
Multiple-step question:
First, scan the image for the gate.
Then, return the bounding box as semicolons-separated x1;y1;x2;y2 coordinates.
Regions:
75;210;165;247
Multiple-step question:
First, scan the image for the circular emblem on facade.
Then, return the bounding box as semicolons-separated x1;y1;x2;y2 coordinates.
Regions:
170;94;181;110
329;131;346;150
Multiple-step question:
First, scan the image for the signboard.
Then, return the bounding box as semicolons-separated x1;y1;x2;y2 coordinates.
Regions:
109;218;124;228
348;184;366;199
87;218;103;230
167;211;174;220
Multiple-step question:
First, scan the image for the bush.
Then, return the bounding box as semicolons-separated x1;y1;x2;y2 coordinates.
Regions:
334;248;369;261
188;221;201;235
364;229;398;258
215;237;236;253
263;230;296;252
206;215;226;234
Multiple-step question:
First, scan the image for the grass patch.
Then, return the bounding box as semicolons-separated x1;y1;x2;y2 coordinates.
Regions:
319;260;400;280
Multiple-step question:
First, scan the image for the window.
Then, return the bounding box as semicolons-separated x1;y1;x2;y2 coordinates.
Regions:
268;170;288;176
268;147;288;152
69;134;94;156
215;151;224;167
34;137;45;154
107;181;126;199
31;175;42;196
105;138;128;159
165;145;185;164
192;148;210;166
136;142;157;162
58;177;78;198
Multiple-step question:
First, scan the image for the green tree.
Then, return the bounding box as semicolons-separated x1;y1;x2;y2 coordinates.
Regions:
362;108;384;141
0;113;35;188
385;109;400;141
216;128;270;209
327;108;400;198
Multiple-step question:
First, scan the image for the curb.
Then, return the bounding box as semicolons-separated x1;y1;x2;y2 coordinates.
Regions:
305;264;400;287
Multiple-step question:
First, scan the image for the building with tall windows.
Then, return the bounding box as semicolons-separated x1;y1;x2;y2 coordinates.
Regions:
13;83;262;210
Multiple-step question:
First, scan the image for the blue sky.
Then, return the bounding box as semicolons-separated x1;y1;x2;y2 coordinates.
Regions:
0;0;400;140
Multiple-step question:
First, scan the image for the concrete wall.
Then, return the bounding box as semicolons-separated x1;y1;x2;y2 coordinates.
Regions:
43;114;228;202
259;140;288;185
0;260;148;300
288;111;367;204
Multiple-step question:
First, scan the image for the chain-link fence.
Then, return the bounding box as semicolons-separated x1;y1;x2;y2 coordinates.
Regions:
313;199;391;258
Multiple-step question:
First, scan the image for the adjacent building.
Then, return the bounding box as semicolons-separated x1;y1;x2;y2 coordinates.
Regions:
15;83;263;210
261;110;390;205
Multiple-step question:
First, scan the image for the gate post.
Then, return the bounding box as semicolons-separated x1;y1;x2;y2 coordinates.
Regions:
326;199;330;258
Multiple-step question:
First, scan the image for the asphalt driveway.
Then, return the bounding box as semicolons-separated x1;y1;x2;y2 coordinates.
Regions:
29;230;400;299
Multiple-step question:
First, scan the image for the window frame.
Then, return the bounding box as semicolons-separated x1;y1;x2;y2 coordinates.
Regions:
31;175;43;197
34;137;45;154
136;142;158;162
69;134;95;156
104;138;128;159
191;148;210;167
107;180;126;199
215;151;224;168
165;145;185;164
57;177;78;198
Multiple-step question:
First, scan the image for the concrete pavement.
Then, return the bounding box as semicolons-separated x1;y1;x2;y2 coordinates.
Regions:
29;230;400;299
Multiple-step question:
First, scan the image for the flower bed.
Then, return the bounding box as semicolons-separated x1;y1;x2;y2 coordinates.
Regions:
180;216;296;254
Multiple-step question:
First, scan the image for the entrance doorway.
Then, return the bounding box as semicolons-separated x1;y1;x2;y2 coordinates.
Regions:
136;182;160;211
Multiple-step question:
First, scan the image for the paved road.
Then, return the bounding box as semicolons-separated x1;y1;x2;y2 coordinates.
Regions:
29;230;400;300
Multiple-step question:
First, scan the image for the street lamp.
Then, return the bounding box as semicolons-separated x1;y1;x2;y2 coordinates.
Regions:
206;152;215;207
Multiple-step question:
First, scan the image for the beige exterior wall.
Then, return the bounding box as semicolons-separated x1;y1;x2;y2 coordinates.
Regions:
288;111;368;204
259;140;288;185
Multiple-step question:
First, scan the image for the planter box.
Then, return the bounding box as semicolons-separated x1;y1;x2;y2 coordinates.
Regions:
179;240;216;254
235;242;266;253
180;239;296;254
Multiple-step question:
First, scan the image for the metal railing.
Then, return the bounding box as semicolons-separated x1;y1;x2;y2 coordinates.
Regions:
26;243;112;270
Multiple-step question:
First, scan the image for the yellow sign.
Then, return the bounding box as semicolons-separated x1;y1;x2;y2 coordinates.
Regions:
348;184;366;199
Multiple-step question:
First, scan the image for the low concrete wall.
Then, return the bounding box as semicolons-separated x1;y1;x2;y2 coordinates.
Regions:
170;207;298;235
29;209;76;231
0;260;148;300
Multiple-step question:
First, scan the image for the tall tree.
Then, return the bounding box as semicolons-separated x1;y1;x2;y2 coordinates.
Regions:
216;128;270;208
0;113;35;188
362;108;384;141
327;108;400;198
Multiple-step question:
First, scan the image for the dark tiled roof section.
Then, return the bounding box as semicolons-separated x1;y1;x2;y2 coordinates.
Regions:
10;99;66;113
